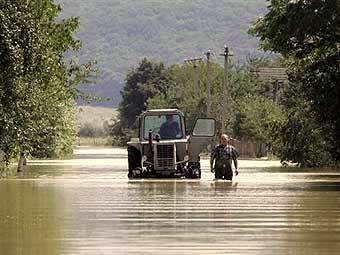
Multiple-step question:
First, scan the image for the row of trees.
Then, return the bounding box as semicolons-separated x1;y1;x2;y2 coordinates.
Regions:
112;56;285;152
114;0;339;167
0;0;94;172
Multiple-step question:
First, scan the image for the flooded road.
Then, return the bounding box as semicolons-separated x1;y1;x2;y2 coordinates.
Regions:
1;147;340;255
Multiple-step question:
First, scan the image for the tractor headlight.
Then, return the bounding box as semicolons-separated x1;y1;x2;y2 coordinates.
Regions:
184;155;189;161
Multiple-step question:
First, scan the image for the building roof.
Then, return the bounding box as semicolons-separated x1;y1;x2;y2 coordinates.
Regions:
256;67;288;83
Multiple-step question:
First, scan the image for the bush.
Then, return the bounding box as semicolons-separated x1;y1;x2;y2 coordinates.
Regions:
78;122;111;138
270;108;332;167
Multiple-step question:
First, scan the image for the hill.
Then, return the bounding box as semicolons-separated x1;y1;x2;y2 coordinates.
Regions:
58;0;268;106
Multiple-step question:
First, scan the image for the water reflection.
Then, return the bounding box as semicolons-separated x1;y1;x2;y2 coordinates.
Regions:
0;148;340;254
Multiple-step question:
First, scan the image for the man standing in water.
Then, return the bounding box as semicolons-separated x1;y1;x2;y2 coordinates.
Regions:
210;134;239;180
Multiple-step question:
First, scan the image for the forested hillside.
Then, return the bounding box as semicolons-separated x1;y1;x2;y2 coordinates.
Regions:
58;0;268;106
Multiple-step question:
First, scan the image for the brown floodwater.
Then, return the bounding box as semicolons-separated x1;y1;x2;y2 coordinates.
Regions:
1;147;340;255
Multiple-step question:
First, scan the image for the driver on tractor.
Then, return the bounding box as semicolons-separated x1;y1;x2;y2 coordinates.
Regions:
159;114;181;139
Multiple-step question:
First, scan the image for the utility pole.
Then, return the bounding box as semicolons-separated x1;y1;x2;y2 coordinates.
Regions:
222;46;229;92
220;45;233;133
205;50;212;117
184;57;202;98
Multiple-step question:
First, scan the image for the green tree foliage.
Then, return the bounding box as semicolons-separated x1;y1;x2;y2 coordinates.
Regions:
0;0;92;166
270;97;332;167
250;0;339;57
148;59;281;140
111;58;173;144
119;58;173;129
113;53;285;150
148;61;228;132
268;80;332;167
234;95;285;144
250;0;340;164
148;62;210;131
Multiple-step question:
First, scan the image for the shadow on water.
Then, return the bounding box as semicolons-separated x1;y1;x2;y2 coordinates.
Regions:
288;182;340;191
261;166;340;173
73;153;127;159
12;164;74;179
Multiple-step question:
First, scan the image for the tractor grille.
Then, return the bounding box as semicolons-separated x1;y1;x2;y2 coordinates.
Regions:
157;144;174;158
155;144;175;169
157;158;174;168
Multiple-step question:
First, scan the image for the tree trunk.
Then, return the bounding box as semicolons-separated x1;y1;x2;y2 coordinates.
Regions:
17;152;26;172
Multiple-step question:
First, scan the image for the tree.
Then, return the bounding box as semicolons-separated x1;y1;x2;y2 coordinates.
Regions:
116;55;286;151
119;58;173;129
148;60;269;136
0;0;93;167
250;0;340;164
233;95;285;143
148;61;222;132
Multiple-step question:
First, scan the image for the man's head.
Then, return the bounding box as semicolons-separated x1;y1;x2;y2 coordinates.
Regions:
220;134;230;145
165;114;174;123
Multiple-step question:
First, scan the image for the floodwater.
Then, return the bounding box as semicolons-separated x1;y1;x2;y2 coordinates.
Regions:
1;147;340;255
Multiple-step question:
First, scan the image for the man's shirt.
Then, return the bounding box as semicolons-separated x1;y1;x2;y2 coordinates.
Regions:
159;121;180;139
211;144;239;160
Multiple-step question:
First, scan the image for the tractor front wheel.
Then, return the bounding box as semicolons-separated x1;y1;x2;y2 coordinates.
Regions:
128;146;142;178
187;162;201;179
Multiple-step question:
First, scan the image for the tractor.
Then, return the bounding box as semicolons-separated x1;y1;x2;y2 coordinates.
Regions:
127;109;215;178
